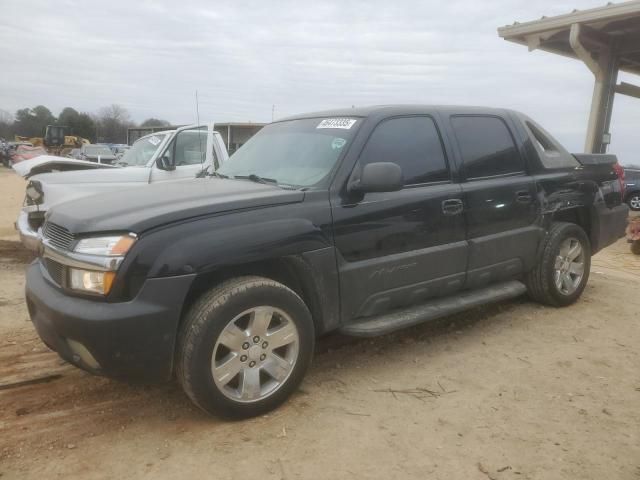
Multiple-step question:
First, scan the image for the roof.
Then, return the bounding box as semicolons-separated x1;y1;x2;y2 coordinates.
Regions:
498;1;640;75
279;105;518;122
215;122;267;127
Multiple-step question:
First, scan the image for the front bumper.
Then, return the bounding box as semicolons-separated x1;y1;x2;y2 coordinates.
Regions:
16;210;40;251
25;261;196;382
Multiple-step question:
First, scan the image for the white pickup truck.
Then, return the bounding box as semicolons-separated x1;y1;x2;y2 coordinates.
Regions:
16;124;229;250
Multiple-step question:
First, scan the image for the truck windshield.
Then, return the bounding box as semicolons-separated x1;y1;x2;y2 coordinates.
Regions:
118;134;167;166
217;117;360;188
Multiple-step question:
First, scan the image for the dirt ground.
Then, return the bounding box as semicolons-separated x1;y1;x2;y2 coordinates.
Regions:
0;167;638;480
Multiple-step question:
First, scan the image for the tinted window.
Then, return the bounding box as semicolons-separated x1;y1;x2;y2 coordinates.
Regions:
451;116;523;178
359;116;449;185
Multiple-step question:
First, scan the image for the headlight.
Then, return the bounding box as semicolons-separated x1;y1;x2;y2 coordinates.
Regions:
74;234;136;256
68;233;136;295
25;180;43;205
69;269;116;295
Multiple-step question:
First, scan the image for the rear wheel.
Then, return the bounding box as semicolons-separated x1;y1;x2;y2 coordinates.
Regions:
526;222;591;307
627;193;640;211
177;276;314;418
631;240;640;255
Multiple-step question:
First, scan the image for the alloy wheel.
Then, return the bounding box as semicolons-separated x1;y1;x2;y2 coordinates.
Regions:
211;306;299;403
553;237;585;295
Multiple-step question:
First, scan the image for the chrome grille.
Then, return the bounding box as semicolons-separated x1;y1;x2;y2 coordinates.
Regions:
44;258;65;286
42;222;74;251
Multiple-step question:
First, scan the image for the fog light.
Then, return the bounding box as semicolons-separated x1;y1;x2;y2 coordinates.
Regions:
67;339;100;370
69;269;116;295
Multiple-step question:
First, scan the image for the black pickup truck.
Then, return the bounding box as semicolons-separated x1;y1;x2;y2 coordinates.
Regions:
26;106;628;418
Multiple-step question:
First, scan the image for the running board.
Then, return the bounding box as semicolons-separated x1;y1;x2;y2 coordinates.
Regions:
339;281;527;337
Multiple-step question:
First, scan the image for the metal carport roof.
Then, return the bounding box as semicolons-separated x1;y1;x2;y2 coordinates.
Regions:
498;1;640;154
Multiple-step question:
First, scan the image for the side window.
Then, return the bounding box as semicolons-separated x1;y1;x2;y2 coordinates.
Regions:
451;116;523;179
171;129;211;166
359;116;449;185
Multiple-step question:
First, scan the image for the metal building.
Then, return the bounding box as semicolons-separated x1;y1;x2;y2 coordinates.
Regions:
214;123;266;154
498;1;640;154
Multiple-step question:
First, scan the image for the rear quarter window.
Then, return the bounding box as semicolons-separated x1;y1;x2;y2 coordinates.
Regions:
450;115;523;179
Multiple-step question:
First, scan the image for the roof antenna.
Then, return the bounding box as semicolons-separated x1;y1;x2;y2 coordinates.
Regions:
196;90;201;126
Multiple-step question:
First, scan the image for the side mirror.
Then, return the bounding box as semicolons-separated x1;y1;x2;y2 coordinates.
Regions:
156;153;175;171
348;162;403;194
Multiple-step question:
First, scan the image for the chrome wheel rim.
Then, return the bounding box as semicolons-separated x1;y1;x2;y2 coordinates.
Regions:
554;237;585;296
630;195;640;210
212;306;299;403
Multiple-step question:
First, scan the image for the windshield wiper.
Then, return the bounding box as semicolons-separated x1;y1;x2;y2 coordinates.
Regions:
234;174;279;185
226;173;298;189
199;168;228;179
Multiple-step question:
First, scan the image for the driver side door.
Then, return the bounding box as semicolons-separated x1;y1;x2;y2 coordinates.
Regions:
331;115;467;321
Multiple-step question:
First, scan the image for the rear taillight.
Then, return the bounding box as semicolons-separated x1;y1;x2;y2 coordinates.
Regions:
613;162;625;196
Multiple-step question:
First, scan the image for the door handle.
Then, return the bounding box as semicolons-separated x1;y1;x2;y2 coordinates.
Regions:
515;191;532;204
442;198;464;216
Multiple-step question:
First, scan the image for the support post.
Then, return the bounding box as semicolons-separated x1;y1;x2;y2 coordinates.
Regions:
569;23;619;153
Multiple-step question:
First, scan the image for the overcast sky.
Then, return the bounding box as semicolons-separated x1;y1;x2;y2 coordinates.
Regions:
1;0;638;163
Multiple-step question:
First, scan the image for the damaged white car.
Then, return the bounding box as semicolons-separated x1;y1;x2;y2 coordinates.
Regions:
16;124;228;250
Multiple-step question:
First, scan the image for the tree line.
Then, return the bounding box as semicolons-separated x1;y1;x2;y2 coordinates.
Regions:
0;105;171;144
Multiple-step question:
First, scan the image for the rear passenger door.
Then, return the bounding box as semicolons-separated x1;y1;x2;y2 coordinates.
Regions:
448;115;541;288
331;115;467;321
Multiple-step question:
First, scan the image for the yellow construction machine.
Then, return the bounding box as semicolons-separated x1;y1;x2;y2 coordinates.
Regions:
15;125;89;157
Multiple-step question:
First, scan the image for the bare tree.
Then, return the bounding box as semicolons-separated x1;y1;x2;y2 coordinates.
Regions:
95;104;134;143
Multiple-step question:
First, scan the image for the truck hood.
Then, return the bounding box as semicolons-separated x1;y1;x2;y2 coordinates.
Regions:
30;164;149;185
83;153;117;162
13;155;118;178
47;178;305;234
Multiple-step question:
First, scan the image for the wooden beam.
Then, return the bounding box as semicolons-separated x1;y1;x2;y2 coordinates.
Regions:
615;82;640;99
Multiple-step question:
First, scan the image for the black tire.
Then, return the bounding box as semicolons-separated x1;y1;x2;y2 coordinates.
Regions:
176;276;314;419
627;192;640;211
631;240;640;256
525;222;591;307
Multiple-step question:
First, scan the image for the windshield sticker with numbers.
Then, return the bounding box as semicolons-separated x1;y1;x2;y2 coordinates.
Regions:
317;118;357;130
148;136;161;146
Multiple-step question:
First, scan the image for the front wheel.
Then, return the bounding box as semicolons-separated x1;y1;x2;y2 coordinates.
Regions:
526;222;591;307
176;276;315;418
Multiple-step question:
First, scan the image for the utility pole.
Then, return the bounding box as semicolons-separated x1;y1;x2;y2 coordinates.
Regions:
272;104;275;122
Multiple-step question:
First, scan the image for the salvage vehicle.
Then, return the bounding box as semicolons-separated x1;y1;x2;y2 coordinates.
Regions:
112;145;130;161
11;145;48;164
623;167;640;211
16;124;227;251
79;144;116;164
1;141;33;166
25;106;628;418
